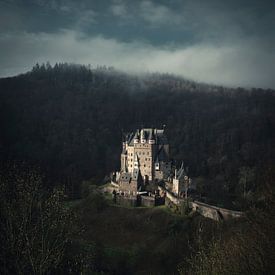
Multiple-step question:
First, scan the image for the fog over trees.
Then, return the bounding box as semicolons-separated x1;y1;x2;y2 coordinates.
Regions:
0;63;275;274
1;63;274;206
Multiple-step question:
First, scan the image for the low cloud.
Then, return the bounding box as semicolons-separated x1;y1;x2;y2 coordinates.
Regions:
0;30;275;89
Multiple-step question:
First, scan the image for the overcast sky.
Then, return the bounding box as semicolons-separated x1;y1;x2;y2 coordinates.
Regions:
0;0;275;88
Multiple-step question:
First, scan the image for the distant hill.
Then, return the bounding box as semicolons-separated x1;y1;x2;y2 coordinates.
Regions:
1;63;274;205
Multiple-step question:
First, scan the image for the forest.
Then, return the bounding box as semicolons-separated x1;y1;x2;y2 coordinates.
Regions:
1;63;275;274
1;63;274;206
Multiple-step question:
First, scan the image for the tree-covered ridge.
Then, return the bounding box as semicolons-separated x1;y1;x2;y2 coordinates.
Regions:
0;63;274;207
1;63;275;274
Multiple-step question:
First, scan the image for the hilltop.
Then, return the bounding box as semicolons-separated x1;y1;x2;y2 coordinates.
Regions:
1;63;275;274
0;63;275;208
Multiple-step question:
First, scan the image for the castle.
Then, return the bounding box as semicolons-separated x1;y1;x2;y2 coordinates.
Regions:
108;128;244;220
112;128;190;198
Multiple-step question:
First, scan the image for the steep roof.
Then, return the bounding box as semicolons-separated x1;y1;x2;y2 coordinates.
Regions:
127;128;168;146
175;162;186;180
154;146;169;162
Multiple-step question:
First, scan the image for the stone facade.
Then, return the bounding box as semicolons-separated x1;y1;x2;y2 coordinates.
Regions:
118;169;143;194
119;128;172;189
114;127;190;204
172;163;191;198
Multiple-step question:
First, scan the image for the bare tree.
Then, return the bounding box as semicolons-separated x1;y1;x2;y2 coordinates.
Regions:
0;166;75;274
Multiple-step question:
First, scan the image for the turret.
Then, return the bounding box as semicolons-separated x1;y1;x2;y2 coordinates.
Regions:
148;129;155;144
122;141;126;152
155;156;160;171
134;153;140;169
140;129;146;144
133;130;139;144
121;142;127;172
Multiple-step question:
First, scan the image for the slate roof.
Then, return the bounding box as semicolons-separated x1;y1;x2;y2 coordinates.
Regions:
175;162;186;180
127;128;168;145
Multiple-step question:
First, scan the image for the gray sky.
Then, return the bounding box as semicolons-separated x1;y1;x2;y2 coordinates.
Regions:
0;0;275;88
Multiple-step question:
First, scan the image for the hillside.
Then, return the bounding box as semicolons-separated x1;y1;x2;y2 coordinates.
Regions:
1;63;275;274
0;63;275;208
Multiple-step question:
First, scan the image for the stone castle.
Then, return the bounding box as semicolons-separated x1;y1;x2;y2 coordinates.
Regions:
107;128;244;220
112;127;190;197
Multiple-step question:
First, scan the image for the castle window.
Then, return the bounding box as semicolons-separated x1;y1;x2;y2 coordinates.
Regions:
144;164;146;167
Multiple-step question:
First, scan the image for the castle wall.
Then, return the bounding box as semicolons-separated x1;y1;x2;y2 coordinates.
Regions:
126;143;154;180
140;195;155;207
134;143;153;180
120;154;127;172
116;195;137;207
159;186;244;221
126;145;134;173
119;180;138;193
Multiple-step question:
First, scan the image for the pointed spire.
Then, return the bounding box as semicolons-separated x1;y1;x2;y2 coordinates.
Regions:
148;129;155;144
155;155;159;171
134;129;139;144
140;129;146;143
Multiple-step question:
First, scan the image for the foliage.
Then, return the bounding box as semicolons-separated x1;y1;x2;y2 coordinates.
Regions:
179;167;275;275
0;63;275;273
0;63;274;205
0;165;76;274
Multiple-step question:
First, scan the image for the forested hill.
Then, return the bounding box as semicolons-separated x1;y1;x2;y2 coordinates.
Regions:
1;63;275;206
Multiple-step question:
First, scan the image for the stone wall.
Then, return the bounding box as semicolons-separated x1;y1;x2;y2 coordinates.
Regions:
140;195;155;207
159;186;244;221
101;182;119;194
116;195;137;207
158;186;184;205
190;201;244;221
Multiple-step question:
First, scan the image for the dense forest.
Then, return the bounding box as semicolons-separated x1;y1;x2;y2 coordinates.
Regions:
1;63;275;274
1;63;274;207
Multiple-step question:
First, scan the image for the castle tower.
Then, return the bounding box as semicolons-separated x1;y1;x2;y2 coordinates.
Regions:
148;129;155;144
140;129;146;144
120;127;172;183
133;130;139;144
120;141;127;172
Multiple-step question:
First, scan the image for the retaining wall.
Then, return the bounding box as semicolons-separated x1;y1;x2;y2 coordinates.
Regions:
190;201;244;221
159;186;244;221
116;195;137;207
140;195;155;207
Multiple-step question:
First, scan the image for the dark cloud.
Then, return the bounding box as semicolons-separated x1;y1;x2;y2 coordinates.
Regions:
0;0;274;88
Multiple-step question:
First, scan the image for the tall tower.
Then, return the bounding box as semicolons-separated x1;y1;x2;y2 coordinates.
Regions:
120;141;127;172
140;129;146;144
121;127;171;183
133;130;139;144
